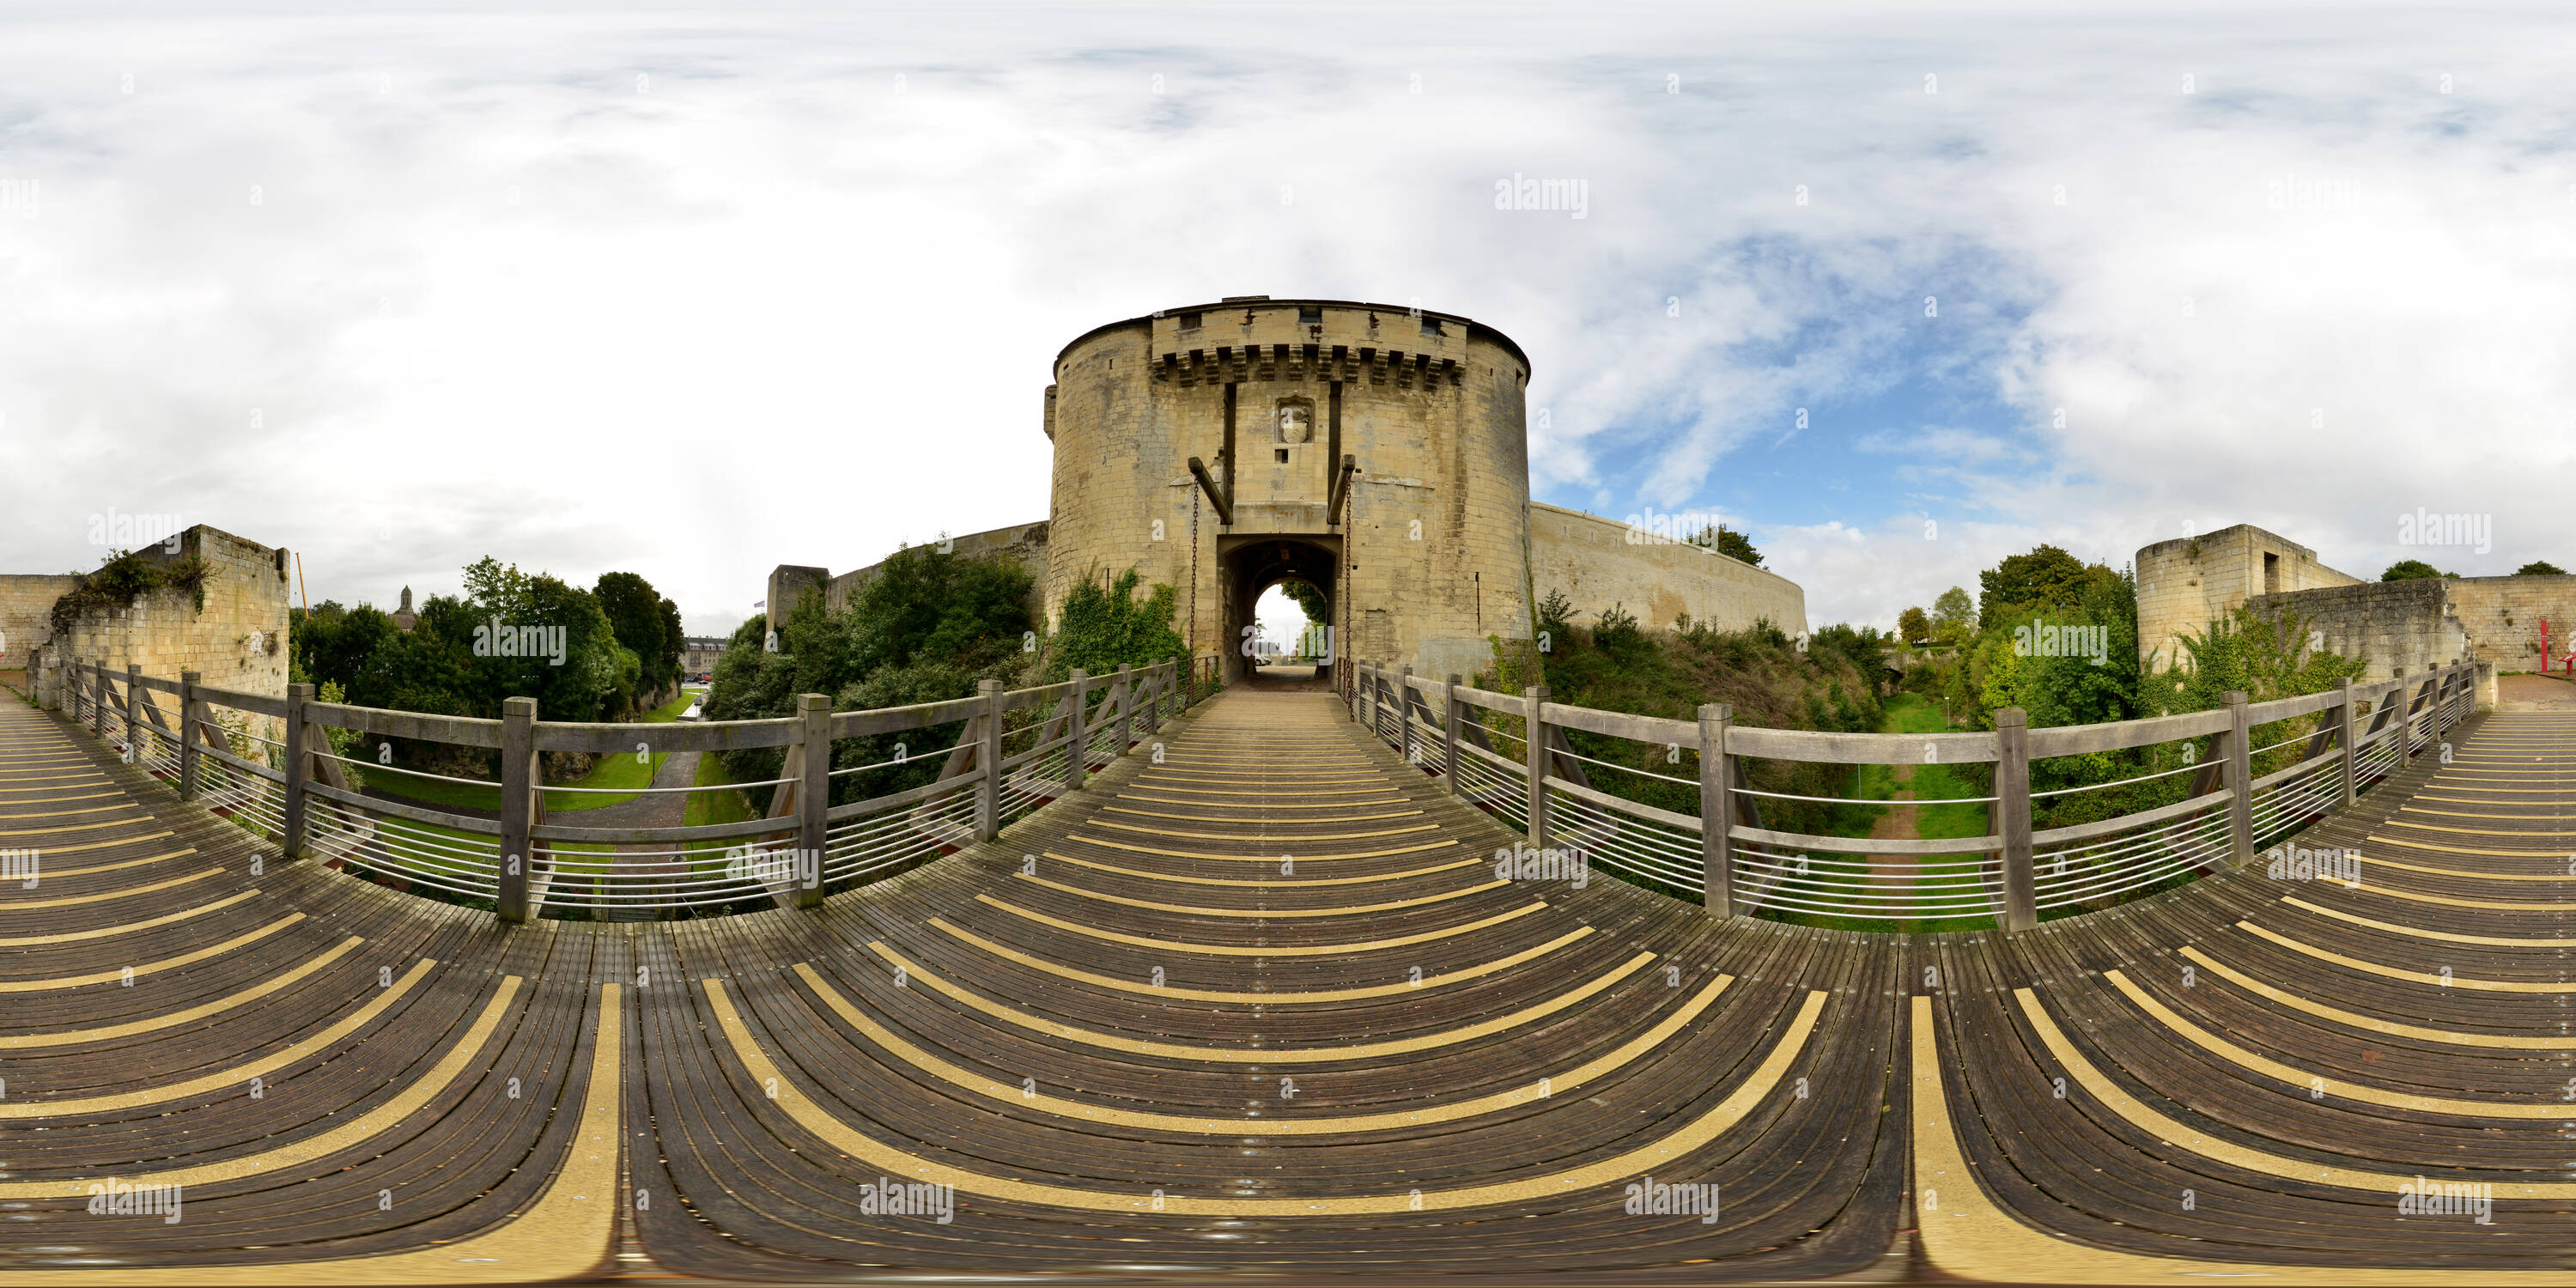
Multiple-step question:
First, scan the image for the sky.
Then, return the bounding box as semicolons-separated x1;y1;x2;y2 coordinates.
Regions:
3;2;2571;644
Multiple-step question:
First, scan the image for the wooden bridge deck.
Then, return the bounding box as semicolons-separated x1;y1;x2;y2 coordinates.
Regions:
2;689;2573;1282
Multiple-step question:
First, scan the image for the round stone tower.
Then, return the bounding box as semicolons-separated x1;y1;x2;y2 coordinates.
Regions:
1044;296;1534;686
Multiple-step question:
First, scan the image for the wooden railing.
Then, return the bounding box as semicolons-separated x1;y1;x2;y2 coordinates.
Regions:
60;654;1224;922
1350;658;2486;931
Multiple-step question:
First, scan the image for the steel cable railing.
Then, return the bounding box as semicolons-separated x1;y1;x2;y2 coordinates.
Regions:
1351;658;2482;931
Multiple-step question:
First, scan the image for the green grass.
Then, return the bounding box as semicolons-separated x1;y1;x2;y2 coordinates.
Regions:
362;690;700;815
1759;693;1996;934
681;750;766;871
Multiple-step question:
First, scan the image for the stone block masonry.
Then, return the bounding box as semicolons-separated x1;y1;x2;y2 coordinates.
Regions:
2136;523;2360;671
27;526;291;711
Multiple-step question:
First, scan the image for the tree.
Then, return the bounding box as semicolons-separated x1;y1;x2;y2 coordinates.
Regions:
2516;561;2566;576
1276;580;1330;624
594;571;677;708
1978;544;2117;628
1929;586;1975;643
1896;605;1931;643
2382;560;2453;581
1046;566;1189;680
1690;524;1763;567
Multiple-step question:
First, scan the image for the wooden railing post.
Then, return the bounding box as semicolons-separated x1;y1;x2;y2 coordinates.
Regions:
796;693;829;908
975;679;1003;842
1699;702;1734;918
124;664;143;763
178;671;202;801
1398;665;1416;762
1443;674;1461;796
2337;677;2359;808
1995;707;2035;933
89;662;106;738
1117;663;1135;753
498;696;536;924
282;682;313;862
1065;669;1089;792
1138;665;1162;735
1524;684;1552;848
2223;690;2254;867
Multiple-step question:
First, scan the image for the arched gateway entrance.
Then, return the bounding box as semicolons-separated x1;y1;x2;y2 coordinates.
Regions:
1219;534;1338;684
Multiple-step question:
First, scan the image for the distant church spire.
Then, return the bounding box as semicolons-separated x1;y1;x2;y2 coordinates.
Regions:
393;586;417;633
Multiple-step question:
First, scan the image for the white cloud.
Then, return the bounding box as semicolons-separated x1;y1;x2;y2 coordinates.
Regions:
0;3;2567;640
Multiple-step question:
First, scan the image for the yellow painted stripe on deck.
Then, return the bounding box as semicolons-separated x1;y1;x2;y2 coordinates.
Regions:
0;958;434;1112
870;942;1652;1061
0;866;222;909
0;817;163;839
2281;894;2576;946
706;977;1820;1216
1114;796;1414;811
0;890;260;946
977;894;1543;956
930;917;1590;1002
0;914;307;993
1018;871;1502;918
794;962;1727;1134
2105;970;2573;1117
1088;817;1439;842
1044;850;1482;888
1066;833;1455;863
2366;835;2576;863
2178;947;2576;1049
2016;987;2576;1195
9;847;195;880
0;937;366;1048
0;975;522;1199
1912;996;2573;1285
2239;920;2576;992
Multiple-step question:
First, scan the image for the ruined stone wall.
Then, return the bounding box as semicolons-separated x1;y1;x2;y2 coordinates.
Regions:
2246;579;2469;683
1527;504;1807;639
0;574;85;687
39;526;292;701
2254;574;2576;682
2136;523;2361;671
822;522;1050;617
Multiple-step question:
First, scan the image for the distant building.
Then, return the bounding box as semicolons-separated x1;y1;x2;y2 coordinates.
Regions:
392;586;417;633
679;636;728;677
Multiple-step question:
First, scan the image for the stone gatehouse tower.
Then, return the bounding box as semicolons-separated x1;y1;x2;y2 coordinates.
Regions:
1044;296;1536;683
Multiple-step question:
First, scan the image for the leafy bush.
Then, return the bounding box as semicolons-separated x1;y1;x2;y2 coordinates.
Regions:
49;550;213;634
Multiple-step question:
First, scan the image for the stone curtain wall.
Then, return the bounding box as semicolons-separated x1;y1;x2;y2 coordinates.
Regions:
2444;576;2576;671
0;574;86;686
2136;523;2361;671
39;526;291;708
2247;574;2576;683
1527;503;1808;639
2247;579;2468;683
